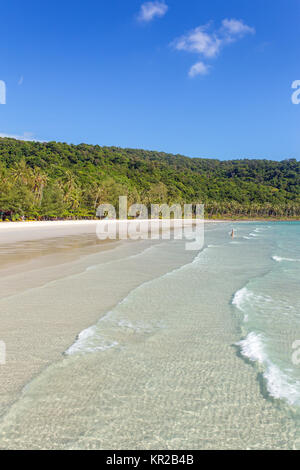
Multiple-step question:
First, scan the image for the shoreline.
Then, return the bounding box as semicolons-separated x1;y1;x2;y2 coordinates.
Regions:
0;221;298;449
0;225;204;419
1;218;298;244
1;218;299;226
0;219;211;244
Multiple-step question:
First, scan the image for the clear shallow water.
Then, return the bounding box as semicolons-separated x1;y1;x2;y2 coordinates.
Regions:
0;222;299;449
234;223;300;407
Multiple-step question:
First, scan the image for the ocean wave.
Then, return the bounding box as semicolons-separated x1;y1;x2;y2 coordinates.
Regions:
117;318;165;334
232;287;272;312
65;319;118;355
272;256;300;263
65;310;165;355
232;287;244;307
85;243;164;272
232;285;300;406
264;364;300;406
232;288;251;322
232;287;254;313
237;332;300;406
66;244;212;356
191;245;211;264
237;332;266;363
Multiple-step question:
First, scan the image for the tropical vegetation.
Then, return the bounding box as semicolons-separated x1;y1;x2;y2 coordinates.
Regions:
0;137;299;220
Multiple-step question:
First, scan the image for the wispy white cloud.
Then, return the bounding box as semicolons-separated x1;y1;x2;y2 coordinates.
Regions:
174;25;221;58
189;61;210;77
221;18;255;38
172;18;255;77
138;1;168;22
0;132;36;141
18;76;24;86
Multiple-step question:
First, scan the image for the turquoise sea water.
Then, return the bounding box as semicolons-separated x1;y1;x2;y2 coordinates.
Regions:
233;223;300;407
0;222;299;449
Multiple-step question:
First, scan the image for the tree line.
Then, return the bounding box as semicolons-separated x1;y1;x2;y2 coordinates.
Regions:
0;137;299;220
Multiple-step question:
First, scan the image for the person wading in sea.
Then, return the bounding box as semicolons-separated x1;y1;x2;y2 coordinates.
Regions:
231;229;235;238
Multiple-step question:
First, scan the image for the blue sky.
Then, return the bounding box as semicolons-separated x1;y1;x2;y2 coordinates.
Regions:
0;0;299;160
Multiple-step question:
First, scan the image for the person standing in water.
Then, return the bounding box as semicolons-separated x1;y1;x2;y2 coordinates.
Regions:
231;229;235;238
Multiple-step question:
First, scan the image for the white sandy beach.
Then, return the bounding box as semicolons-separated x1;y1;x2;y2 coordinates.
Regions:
0;220;200;417
0;220;108;244
0;218;224;244
0;220;298;450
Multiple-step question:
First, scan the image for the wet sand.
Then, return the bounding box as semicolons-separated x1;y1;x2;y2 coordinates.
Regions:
0;220;200;417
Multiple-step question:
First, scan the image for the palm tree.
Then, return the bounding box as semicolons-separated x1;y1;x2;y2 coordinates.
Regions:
30;168;48;205
10;159;30;185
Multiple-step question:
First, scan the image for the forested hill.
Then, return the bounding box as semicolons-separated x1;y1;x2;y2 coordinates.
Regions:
0;137;299;220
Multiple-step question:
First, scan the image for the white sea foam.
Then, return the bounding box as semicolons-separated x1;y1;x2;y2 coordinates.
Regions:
86;265;98;272
232;287;257;322
65;321;118;355
233;283;300;406
237;332;267;363
243;227;267;239
264;364;300;406
272;255;300;263
232;287;253;312
233;287;272;312
237;332;300;406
